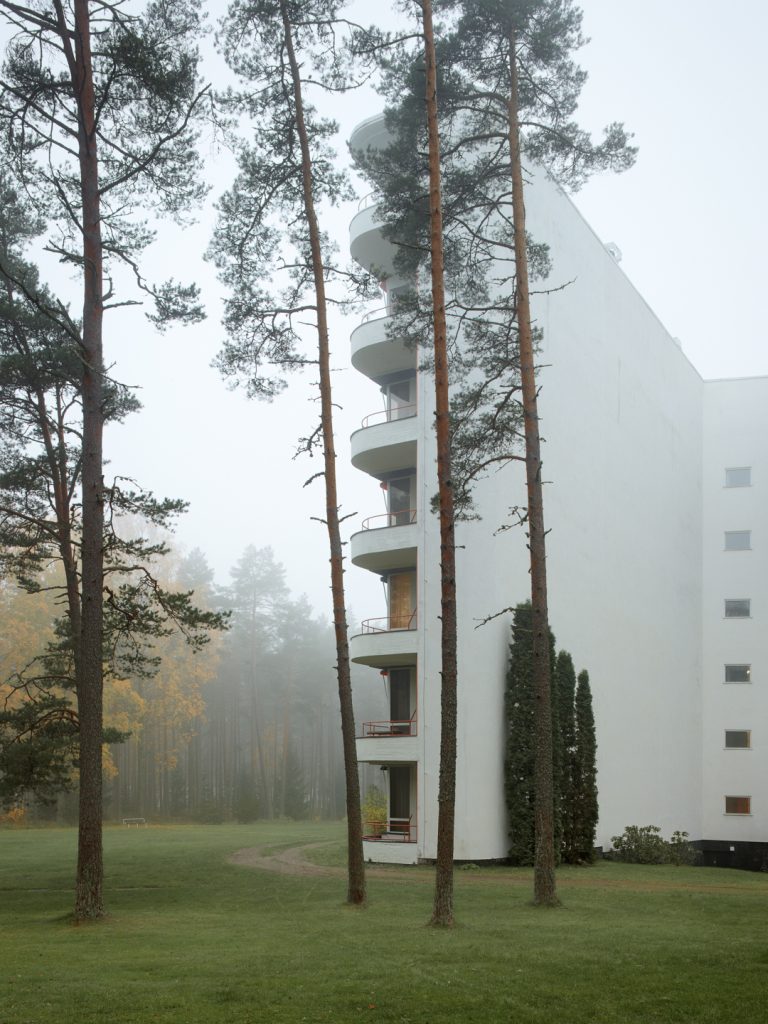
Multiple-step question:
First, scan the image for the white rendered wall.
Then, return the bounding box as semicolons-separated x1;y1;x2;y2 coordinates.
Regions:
401;165;707;859
701;378;768;841
349;116;768;859
521;167;704;847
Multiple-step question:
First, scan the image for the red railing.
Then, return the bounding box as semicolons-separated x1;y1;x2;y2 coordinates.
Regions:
361;404;417;428
361;715;417;738
361;509;417;530
363;818;416;843
360;611;417;633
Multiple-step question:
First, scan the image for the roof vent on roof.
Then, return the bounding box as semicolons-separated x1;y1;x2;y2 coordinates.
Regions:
604;241;622;263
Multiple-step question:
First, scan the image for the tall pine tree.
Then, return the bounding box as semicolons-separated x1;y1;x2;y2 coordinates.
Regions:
354;1;632;904
211;0;376;905
0;0;211;921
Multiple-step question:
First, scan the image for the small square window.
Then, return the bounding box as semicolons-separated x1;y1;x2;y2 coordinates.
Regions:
725;599;751;618
725;664;751;683
724;531;751;551
725;795;751;815
725;467;751;487
725;730;751;749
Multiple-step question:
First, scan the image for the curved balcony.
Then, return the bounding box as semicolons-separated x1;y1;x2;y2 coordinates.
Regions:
351;413;418;478
349;617;418;668
350;204;396;275
362;403;417;429
351;312;416;381
350;512;418;572
350;113;389;154
363;818;416;844
356;724;418;764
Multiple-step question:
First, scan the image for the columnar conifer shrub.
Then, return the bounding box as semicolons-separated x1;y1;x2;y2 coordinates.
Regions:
506;603;597;864
573;669;598;861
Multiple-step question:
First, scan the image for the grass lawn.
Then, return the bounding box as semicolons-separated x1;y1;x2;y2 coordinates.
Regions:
2;822;767;1023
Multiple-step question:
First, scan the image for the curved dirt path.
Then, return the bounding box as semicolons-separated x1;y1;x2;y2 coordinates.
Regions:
228;841;345;878
228;841;767;896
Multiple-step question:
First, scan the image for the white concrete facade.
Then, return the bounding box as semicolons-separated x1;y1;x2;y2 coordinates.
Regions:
348;114;766;865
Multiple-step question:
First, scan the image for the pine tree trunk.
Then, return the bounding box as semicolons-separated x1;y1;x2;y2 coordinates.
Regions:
506;31;559;908
65;0;106;922
249;674;272;817
280;0;365;905
421;0;458;928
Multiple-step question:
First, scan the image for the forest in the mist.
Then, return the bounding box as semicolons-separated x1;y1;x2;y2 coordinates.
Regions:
0;544;383;825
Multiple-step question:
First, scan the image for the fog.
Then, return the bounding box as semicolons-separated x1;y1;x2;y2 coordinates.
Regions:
6;0;767;620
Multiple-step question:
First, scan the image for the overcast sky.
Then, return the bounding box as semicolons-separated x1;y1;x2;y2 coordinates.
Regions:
4;1;766;619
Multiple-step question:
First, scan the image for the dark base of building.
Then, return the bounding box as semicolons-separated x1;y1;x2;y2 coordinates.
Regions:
694;839;768;872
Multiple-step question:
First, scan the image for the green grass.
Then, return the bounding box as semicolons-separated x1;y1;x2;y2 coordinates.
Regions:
2;823;767;1023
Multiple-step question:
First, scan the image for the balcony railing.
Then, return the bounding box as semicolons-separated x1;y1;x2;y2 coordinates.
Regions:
361;611;417;633
361;509;417;530
363;817;416;843
361;305;388;324
361;404;417;429
357;190;379;212
361;714;417;738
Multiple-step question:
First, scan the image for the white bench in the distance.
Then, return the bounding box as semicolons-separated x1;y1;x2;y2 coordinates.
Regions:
122;817;147;827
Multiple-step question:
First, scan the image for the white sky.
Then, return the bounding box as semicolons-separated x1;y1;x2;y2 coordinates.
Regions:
4;1;767;619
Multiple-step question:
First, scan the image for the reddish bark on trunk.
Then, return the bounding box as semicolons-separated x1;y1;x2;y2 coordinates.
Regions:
68;0;106;921
280;0;366;905
421;0;459;928
506;30;559;908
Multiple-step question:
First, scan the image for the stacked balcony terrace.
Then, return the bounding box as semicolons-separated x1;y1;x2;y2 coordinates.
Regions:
350;115;422;861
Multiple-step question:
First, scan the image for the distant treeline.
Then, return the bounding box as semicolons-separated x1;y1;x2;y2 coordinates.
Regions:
2;544;383;825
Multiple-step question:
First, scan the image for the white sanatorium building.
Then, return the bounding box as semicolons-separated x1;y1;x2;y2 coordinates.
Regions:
346;114;768;869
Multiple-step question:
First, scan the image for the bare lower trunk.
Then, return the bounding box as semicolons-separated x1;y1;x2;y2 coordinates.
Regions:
422;0;458;928
507;31;559;908
249;681;272;818
67;0;105;922
280;0;365;905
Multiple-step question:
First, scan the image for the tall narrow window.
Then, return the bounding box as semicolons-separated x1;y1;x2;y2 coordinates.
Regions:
725;664;751;683
385;377;416;421
725;796;751;814
389;667;415;734
724;531;751;551
725;731;751;749
725;467;751;487
725;599;751;618
388;572;416;629
388;765;413;836
387;475;416;526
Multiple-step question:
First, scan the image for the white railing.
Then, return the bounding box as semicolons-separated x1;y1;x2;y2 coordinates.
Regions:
357;191;379;212
361;510;417;530
361;305;388;325
360;404;416;428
